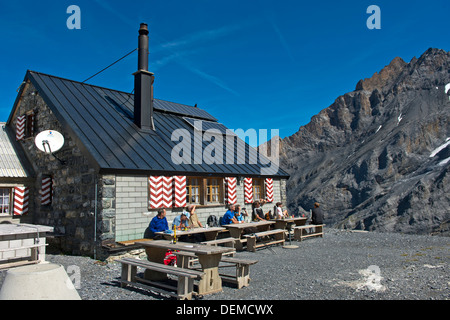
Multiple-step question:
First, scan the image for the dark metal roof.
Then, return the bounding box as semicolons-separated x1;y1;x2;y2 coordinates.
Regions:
19;70;288;178
183;117;233;135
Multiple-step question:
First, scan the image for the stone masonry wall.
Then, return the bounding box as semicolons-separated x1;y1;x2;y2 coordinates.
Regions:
11;82;104;256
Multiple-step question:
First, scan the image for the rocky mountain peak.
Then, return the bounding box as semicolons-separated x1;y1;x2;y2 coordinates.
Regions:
355;56;407;92
280;48;450;236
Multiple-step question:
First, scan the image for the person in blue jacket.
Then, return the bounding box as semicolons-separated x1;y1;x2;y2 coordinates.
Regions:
144;208;169;239
221;204;238;225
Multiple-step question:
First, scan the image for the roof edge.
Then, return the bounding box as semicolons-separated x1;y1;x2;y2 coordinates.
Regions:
99;167;290;179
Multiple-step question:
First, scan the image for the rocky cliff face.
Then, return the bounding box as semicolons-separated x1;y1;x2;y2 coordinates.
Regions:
280;48;450;235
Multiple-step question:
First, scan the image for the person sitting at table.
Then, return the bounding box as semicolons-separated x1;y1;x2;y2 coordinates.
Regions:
187;204;203;228
275;202;289;219
186;204;206;242
145;208;169;239
234;204;245;223
172;213;189;230
239;205;250;222
252;201;265;221
311;202;324;225
222;204;239;225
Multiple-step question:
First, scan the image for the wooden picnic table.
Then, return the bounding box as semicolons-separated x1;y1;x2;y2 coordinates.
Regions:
271;217;307;230
155;227;225;242
136;240;234;295
223;220;275;250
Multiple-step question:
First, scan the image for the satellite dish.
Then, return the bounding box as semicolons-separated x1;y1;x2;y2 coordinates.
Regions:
35;130;65;153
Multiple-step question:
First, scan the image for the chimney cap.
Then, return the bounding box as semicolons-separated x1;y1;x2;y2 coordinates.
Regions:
139;23;149;36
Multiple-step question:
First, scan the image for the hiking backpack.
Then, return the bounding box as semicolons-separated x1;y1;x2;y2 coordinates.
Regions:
207;215;219;227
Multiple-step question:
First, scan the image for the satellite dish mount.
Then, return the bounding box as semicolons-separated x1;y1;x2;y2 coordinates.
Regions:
35;130;66;165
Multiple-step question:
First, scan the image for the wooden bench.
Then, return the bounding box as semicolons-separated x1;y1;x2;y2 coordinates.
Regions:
118;257;204;300
293;224;325;241
243;229;285;252
201;237;235;248
219;257;258;289
173;251;256;289
117;238;152;246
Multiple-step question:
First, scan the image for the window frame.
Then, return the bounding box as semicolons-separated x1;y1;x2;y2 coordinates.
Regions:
205;177;223;205
24;112;35;139
185;176;224;207
0;188;13;216
186;177;202;205
252;178;265;201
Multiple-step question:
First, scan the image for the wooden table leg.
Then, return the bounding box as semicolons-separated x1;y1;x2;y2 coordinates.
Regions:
204;231;219;241
177;254;192;268
197;253;223;295
274;221;287;230
228;229;244;251
121;264;137;288
144;247;168;281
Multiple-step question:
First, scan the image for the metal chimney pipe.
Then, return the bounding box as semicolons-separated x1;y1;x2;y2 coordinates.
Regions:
138;23;149;71
133;23;155;131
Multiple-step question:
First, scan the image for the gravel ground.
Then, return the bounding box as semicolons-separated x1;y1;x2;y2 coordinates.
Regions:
1;228;448;300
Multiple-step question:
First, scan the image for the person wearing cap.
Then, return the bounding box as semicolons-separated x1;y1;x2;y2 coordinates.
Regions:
172;212;189;230
311;202;324;225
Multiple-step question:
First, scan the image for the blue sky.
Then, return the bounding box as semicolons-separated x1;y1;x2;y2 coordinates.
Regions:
1;0;449;141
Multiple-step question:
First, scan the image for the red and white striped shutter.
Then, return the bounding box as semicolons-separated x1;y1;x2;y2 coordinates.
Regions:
16;115;26;141
162;176;174;208
149;176;164;209
41;177;52;205
225;177;237;205
173;176;187;208
244;178;253;204
13;187;29;216
265;178;274;203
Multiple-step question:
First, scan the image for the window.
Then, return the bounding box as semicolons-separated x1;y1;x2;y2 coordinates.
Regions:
25;113;34;138
206;178;221;203
185;177;224;206
252;178;265;201
0;188;11;215
186;178;201;204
